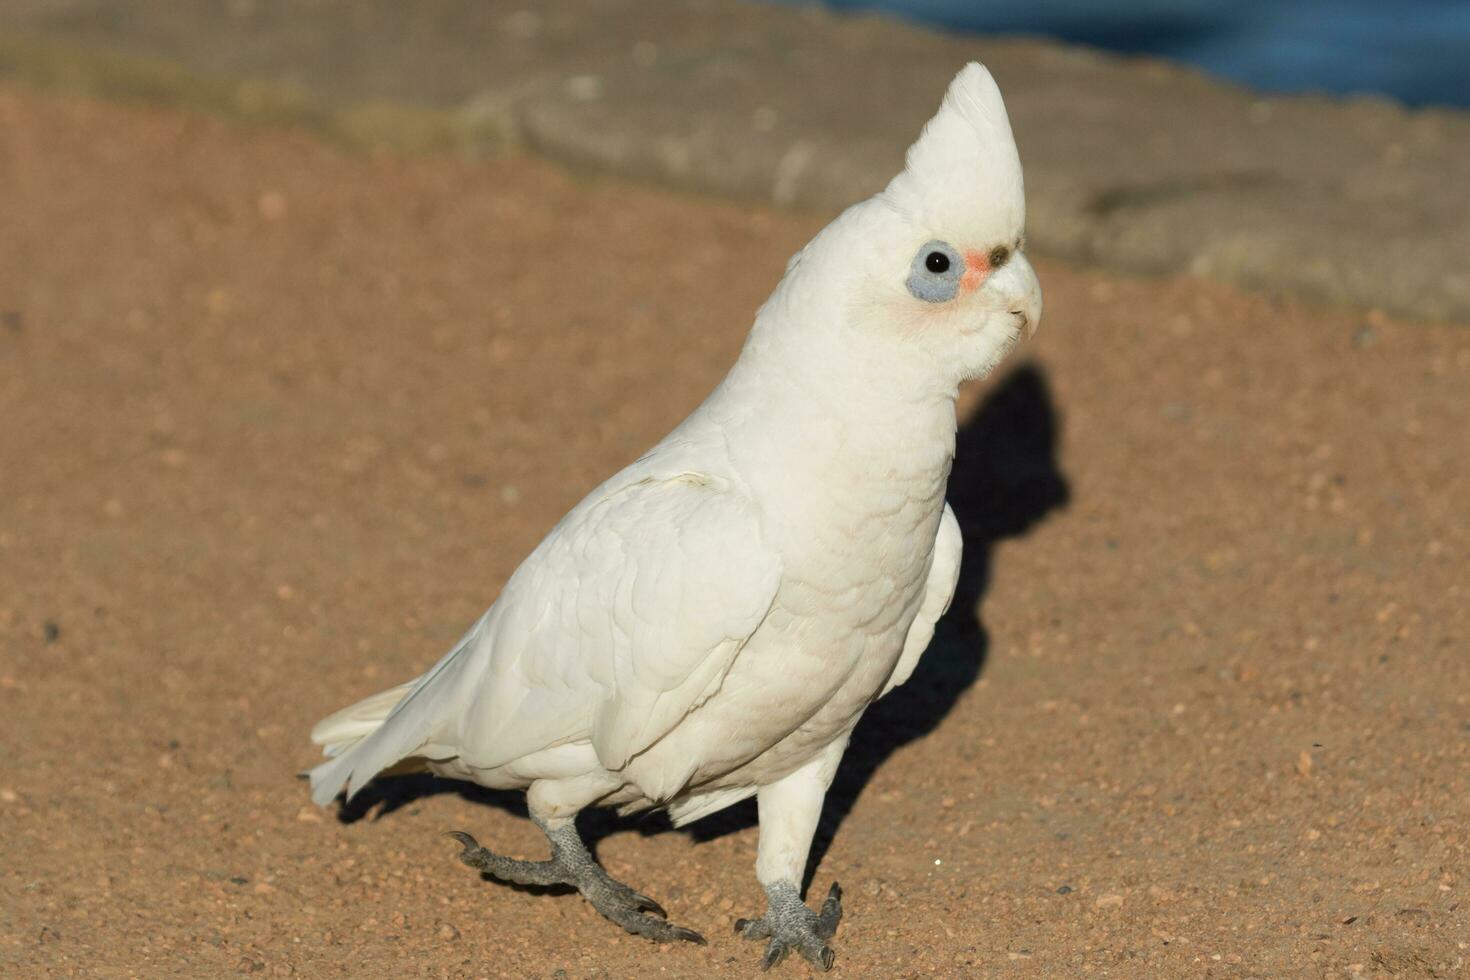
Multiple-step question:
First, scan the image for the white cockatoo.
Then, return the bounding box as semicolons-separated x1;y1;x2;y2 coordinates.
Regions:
309;62;1040;971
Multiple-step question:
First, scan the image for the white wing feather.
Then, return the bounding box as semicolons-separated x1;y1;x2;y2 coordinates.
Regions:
880;503;961;698
310;470;781;805
459;473;782;780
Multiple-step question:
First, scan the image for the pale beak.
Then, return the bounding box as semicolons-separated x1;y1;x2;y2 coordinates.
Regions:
1005;252;1043;339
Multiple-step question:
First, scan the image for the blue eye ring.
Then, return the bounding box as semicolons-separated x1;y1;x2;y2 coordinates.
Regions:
907;240;962;303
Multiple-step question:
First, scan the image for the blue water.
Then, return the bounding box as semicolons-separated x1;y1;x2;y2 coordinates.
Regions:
783;0;1470;108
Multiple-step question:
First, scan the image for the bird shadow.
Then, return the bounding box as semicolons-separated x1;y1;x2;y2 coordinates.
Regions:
334;363;1069;893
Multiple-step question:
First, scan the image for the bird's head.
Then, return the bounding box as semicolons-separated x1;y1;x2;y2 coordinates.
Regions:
779;63;1040;390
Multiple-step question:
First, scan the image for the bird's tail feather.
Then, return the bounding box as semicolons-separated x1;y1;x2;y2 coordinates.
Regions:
310;681;416;758
308;615;487;806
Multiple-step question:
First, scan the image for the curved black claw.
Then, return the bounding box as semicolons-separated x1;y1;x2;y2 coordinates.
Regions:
586;877;703;944
817;882;843;940
628;889;667;918
736;881;841;972
446;830;497;871
669;925;708;945
446;830;479;858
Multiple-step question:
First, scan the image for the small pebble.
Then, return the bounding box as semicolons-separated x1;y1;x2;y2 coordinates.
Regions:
257;190;289;221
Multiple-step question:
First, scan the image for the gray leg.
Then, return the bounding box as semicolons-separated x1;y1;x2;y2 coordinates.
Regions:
448;818;705;945
735;880;843;971
735;742;848;970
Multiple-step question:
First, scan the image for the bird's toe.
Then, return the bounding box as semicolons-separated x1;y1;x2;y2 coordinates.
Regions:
734;915;773;939
817;881;843;940
598;902;706;945
754;936;833;973
446;830;487;867
736;882;840;971
760;938;790;971
579;873;701;943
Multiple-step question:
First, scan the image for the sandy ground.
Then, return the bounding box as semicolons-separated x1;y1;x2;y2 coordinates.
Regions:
1;87;1468;979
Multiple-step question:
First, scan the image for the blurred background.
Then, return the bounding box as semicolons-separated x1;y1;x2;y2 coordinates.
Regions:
4;0;1467;319
781;0;1470;106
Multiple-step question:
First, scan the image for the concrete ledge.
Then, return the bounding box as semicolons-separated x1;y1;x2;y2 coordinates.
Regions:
4;0;1467;321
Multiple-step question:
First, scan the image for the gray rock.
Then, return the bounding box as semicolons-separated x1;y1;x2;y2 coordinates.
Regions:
2;0;1466;321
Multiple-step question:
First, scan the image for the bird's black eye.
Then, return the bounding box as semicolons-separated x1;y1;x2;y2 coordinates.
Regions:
925;251;950;274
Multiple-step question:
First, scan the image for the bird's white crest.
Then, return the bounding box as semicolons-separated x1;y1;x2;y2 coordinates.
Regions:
883;63;1025;247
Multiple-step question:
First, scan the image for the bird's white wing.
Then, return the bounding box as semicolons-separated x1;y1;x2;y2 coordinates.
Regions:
458;471;783;785
310;469;782;806
879;503;961;698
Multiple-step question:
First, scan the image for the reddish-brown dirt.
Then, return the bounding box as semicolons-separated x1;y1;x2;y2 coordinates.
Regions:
1;87;1467;978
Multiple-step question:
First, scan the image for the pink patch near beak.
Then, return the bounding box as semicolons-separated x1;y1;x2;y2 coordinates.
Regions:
960;250;991;293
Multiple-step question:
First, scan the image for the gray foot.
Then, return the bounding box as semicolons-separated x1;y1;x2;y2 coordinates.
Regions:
448;825;705;945
734;881;842;971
